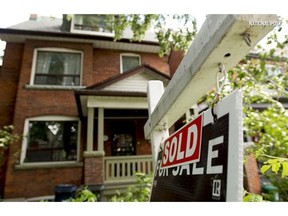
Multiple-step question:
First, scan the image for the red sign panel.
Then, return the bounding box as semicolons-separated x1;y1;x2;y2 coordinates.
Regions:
161;114;203;168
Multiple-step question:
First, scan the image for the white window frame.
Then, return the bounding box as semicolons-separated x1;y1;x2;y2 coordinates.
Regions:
70;15;115;37
30;48;83;87
20;116;81;165
120;53;141;74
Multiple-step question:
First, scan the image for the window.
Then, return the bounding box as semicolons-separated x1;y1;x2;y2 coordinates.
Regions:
71;14;113;35
31;49;82;86
265;64;283;77
120;54;141;73
21;117;80;163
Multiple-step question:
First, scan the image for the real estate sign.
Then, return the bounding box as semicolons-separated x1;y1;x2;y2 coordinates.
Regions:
150;90;243;201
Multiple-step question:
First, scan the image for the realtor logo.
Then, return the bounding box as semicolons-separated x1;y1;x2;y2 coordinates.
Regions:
212;179;221;199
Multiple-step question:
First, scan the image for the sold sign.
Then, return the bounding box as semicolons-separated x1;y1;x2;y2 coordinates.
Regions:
161;114;203;168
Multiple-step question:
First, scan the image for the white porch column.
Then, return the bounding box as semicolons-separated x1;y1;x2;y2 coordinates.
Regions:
147;81;169;165
97;107;104;152
87;107;94;152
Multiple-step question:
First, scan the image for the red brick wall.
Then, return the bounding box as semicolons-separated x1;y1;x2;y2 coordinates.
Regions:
84;156;104;185
92;49;170;84
135;119;151;155
4;39;93;198
168;49;185;77
141;52;169;75
4;166;83;198
0;43;23;197
0;43;23;127
244;154;261;194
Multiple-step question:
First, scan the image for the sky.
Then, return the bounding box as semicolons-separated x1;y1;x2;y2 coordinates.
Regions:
1;0;288;60
0;0;286;28
0;0;208;28
0;1;207;63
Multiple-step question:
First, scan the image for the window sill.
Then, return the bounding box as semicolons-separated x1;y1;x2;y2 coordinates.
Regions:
71;29;115;37
25;84;86;90
14;162;83;170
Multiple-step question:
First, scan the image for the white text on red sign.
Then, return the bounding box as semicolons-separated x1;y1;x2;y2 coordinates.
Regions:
161;114;203;168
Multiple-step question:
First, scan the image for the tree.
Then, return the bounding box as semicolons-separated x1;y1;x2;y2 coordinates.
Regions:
0;125;19;166
206;17;288;201
65;172;152;202
110;172;152;202
66;14;197;57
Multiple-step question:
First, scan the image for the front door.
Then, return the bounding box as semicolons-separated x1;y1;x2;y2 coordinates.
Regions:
111;120;136;156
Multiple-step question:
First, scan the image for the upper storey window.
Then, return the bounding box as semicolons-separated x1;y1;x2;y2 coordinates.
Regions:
31;48;82;86
71;14;114;36
120;53;141;73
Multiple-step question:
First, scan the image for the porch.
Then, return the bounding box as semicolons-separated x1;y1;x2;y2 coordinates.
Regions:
73;67;171;195
104;155;153;184
103;154;154;196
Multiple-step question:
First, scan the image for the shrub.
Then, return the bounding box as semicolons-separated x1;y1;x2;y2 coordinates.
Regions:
110;172;152;202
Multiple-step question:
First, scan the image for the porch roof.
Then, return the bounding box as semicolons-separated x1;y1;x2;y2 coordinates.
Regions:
74;64;171;118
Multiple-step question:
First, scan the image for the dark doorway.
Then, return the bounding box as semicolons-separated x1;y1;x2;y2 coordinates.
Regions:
111;120;136;156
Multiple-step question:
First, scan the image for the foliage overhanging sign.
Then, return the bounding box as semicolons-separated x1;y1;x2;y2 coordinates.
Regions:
150;90;243;202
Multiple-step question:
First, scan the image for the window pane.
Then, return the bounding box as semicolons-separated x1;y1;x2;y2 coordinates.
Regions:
73;15;113;33
122;56;140;73
34;51;81;86
25;121;78;162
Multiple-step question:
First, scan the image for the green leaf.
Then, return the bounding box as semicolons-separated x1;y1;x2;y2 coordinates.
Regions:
243;193;263;202
266;159;279;165
272;162;281;174
260;164;271;174
281;162;288;178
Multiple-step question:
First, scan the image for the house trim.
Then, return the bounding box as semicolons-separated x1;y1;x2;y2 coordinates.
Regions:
14;162;84;170
0;28;159;45
87;96;148;109
25;84;86;90
74;91;147;118
83;151;105;157
0;26;161;53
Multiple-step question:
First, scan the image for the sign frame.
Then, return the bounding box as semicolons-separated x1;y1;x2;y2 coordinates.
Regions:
150;90;243;202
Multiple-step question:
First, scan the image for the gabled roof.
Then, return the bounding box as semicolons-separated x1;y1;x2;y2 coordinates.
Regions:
86;64;170;91
9;16;63;32
7;15;159;42
0;15;160;53
74;64;171;118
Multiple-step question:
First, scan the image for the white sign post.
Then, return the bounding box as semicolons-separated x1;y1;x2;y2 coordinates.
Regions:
145;14;277;139
147;81;169;166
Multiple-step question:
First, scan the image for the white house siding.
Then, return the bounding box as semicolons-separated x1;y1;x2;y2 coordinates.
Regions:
102;73;156;93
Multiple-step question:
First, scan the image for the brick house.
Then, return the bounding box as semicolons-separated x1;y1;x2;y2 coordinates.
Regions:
0;14;186;200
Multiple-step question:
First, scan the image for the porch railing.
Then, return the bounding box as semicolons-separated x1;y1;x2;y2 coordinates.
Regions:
104;155;153;184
